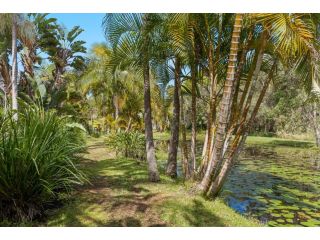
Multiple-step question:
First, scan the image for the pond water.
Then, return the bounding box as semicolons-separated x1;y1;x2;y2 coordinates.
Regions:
221;145;320;227
156;139;320;226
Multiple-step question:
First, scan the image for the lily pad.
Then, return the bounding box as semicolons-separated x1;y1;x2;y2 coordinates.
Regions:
276;219;285;223
283;213;294;219
268;221;278;226
300;219;320;227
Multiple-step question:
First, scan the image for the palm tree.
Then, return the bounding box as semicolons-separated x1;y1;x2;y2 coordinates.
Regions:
196;13;320;197
167;13;207;176
18;14;58;98
198;13;244;194
103;13;160;182
11;14;18;119
166;57;181;178
0;14;20;119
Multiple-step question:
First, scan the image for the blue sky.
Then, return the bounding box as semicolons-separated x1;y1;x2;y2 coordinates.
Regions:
49;13;106;52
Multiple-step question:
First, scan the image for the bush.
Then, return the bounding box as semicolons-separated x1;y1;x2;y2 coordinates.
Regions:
105;131;145;160
0;104;87;222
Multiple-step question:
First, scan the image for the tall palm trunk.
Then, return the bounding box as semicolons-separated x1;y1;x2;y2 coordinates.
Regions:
11;14;18;120
142;14;160;182
53;66;64;90
306;43;320;147
143;60;160;182
166;58;181;178
230;28;253;124
199;14;221;177
198;14;243;194
113;95;120;120
180;83;190;178
191;60;197;175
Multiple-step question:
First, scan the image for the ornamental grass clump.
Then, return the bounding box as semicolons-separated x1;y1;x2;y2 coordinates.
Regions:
0;103;87;222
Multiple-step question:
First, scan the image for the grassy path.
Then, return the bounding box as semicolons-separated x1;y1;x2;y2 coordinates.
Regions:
46;138;261;227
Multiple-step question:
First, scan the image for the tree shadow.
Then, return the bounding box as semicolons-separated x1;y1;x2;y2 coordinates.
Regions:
104;217;142;227
45;153;170;226
163;199;227;227
87;158;152;192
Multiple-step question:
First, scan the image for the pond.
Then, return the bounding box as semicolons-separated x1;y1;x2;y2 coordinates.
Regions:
221;144;320;227
155;139;320;226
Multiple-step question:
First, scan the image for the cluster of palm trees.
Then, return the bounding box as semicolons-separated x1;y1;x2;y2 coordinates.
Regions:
0;13;86;117
1;13;319;198
101;13;320;197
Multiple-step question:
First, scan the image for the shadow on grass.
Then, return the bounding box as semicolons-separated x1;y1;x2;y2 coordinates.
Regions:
46;155;170;226
83;157;152;193
162;198;227;226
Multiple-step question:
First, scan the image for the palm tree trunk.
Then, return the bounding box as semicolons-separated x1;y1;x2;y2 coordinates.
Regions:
113;95;119;120
166;58;181;178
144;61;160;182
180;84;190;179
230;28;253;124
11;14;18;120
200;14;223;177
198;14;243;195
54;67;64;91
191;60;197;175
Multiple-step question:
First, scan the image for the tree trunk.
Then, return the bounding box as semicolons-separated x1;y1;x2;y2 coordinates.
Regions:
142;14;160;182
143;61;160;182
166;58;181;178
230;28;253;124
200;14;223;177
198;14;243;194
53;66;64;90
191;60;197;175
11;14;18;120
180;84;190;179
113;95;120;120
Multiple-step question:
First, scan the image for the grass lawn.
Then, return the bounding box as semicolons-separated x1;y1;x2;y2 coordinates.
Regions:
43;137;261;227
154;131;317;148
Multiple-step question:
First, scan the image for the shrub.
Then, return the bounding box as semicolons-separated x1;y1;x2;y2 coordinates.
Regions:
0;103;87;222
105;131;145;160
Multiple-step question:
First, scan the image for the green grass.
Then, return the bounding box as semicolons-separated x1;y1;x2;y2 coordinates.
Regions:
246;136;316;148
43;137;261;227
155;131;317;149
